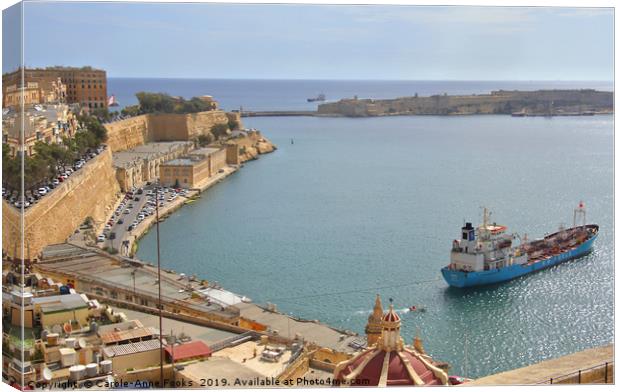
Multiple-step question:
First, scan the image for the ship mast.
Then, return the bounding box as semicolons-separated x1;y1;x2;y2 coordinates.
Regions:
573;201;586;228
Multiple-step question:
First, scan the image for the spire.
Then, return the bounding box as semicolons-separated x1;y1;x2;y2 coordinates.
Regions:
372;294;383;319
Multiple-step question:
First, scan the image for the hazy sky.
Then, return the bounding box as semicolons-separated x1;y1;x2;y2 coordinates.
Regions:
3;2;615;80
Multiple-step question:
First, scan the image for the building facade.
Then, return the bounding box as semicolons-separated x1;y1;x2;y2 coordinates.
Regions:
3;66;107;110
112;142;193;191
159;147;227;188
2;104;78;156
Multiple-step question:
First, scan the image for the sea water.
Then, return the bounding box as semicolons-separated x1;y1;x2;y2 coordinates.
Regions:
130;79;613;378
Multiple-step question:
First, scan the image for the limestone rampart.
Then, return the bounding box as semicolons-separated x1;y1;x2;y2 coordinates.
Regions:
105;115;151;152
105;110;237;152
2;148;121;259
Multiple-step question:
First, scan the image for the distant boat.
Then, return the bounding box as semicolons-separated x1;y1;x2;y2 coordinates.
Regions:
108;95;120;107
307;93;326;102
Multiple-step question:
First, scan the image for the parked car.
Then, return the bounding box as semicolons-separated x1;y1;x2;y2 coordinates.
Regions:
38;187;47;195
117;218;124;225
96;235;106;242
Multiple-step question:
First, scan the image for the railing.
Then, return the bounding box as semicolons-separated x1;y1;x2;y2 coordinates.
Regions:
536;361;614;384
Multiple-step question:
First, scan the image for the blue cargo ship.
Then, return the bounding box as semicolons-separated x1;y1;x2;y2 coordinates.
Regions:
441;203;599;288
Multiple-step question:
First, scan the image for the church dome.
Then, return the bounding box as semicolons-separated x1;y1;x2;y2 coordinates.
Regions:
335;348;447;386
335;299;448;387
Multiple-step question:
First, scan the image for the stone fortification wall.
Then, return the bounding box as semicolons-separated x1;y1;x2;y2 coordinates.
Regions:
105;115;151;152
147;113;190;141
2;149;120;259
225;131;277;162
185;110;232;140
105;110;238;151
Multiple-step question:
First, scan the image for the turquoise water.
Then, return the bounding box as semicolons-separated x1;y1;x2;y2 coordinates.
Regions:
137;114;613;378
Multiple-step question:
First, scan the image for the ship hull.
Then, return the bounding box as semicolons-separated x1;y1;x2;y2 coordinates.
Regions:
441;230;598;288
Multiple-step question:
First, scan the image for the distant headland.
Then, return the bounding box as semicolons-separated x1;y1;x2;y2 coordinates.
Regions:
316;89;613;117
240;89;613;118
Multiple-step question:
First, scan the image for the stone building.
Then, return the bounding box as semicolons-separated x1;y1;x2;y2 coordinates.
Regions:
3;66;107;110
112;141;193;191
334;298;449;386
159;147;228;188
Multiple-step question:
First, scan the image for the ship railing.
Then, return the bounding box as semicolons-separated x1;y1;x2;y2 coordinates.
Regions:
535;361;614;384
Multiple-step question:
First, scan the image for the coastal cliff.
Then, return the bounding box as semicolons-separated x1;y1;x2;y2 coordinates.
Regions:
317;89;613;117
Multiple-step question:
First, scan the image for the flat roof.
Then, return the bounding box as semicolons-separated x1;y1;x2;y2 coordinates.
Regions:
113;141;192;168
163;158;196;167
100;326;159;345
32;293;88;313
37;244;239;321
190;147;221;156
236;302;361;353
103;339;163;358
178;357;263;383
212;340;292;378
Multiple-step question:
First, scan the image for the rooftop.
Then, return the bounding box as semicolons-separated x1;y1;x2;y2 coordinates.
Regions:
102;338;163;358
112;141;192;168
212;340;292;378
163;158;197;167
99;326;159;345
178;356;263;383
37;243;239;321
32;293;88;313
165;340;212;361
236;302;361;353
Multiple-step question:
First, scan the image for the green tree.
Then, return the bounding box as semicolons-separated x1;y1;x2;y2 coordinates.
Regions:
211;123;230;139
228;118;239;131
197;134;214;147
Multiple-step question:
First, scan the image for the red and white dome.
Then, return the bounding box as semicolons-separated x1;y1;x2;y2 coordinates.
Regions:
334;347;448;386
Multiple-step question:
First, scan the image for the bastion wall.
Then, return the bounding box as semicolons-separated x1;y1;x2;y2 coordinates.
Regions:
2;148;121;259
105;110;240;151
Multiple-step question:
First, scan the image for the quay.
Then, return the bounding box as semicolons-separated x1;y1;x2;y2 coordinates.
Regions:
35;243;363;353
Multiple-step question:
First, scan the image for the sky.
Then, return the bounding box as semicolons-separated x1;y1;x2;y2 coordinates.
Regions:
2;1;615;80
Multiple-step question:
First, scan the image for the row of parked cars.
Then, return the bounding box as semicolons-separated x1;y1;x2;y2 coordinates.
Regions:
4;145;106;209
96;186;189;244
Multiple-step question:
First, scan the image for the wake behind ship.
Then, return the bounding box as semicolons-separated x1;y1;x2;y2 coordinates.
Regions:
441;203;598;288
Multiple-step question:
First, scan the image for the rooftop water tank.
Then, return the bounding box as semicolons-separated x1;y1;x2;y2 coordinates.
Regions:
85;363;98;378
69;365;86;381
100;360;112;374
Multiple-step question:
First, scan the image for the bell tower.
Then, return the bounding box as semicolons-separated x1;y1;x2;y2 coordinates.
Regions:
365;294;383;346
